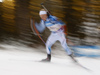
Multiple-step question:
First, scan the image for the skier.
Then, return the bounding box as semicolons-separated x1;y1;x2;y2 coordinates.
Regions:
35;9;76;62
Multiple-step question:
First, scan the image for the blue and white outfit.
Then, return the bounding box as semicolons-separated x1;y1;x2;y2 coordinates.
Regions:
35;15;72;55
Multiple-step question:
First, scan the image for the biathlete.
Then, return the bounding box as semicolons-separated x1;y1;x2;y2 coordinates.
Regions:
35;9;76;62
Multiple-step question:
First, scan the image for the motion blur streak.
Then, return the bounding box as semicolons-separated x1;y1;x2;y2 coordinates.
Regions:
0;0;100;46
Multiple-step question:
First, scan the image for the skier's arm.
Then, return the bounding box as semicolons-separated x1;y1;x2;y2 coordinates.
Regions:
35;20;46;33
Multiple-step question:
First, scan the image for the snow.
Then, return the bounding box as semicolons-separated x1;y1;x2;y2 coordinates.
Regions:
0;44;100;75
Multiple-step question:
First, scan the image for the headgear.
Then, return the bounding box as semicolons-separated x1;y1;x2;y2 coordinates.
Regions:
39;11;47;15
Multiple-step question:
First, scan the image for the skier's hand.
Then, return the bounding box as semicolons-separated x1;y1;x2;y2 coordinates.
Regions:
61;25;67;36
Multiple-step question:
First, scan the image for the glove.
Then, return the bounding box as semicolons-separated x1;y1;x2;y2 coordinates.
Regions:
61;25;67;35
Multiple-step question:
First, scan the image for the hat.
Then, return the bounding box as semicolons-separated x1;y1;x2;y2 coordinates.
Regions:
39;11;47;15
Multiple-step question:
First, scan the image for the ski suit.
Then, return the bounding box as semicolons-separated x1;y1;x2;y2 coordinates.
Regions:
35;15;72;55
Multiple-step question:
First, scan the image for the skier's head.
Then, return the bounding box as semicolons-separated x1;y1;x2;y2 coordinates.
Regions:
39;9;48;21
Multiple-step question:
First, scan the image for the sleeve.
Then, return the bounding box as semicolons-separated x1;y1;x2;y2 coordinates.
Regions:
49;15;65;25
35;20;46;33
49;15;58;24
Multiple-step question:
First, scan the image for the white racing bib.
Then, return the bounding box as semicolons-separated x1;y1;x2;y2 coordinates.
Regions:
47;24;62;31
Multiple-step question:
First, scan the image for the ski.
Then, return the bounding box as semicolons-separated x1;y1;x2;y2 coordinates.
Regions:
35;60;50;63
72;58;92;72
76;62;91;71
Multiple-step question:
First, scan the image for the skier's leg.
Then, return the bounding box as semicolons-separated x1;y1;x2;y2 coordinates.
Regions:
46;33;57;54
58;32;72;55
42;33;57;61
58;32;77;62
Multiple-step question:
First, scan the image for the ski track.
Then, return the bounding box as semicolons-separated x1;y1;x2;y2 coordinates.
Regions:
0;44;100;75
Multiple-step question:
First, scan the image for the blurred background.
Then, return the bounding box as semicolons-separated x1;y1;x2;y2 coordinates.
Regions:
0;0;100;48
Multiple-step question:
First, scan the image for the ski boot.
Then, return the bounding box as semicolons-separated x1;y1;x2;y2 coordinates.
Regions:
41;54;51;62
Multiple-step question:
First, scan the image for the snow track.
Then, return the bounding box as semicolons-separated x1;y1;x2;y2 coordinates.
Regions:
0;44;100;75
